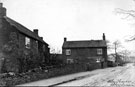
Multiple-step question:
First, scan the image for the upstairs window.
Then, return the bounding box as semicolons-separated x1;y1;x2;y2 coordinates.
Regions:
97;49;102;55
66;49;71;55
25;37;30;49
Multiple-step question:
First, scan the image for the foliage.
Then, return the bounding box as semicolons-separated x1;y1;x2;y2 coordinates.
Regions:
50;54;63;65
17;49;40;72
1;32;42;73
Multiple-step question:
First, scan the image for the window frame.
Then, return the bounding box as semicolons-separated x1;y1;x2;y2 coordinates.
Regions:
97;48;103;55
66;49;71;55
25;37;31;49
67;59;74;64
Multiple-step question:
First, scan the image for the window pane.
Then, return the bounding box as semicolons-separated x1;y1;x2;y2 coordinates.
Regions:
67;59;74;64
25;37;30;49
97;49;102;55
66;49;71;55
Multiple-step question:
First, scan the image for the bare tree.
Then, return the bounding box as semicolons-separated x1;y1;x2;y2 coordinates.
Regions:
50;46;61;54
113;40;122;53
106;40;112;50
112;40;123;62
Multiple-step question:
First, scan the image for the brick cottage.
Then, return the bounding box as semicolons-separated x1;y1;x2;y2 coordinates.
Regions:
0;3;50;73
62;33;107;68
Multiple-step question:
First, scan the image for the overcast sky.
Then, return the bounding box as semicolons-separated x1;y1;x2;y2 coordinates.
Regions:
2;0;135;53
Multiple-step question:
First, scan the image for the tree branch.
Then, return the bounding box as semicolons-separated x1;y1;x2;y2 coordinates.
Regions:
115;8;135;41
115;8;135;18
126;36;135;41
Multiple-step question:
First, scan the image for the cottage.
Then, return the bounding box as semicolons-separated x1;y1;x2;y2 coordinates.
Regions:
62;33;107;66
0;3;50;73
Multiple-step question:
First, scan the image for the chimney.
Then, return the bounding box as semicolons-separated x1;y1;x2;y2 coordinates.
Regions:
64;37;67;42
40;37;43;40
103;33;106;40
33;29;38;36
0;3;3;7
0;3;6;18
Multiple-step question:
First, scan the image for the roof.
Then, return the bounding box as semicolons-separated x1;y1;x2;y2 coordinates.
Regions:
62;40;107;48
4;16;48;45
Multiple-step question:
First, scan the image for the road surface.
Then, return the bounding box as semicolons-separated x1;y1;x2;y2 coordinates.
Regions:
18;63;135;87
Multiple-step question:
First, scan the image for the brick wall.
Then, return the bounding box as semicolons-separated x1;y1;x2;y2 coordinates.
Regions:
63;47;107;63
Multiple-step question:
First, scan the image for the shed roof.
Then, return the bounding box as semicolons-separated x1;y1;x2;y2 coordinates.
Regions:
4;16;48;45
62;40;107;48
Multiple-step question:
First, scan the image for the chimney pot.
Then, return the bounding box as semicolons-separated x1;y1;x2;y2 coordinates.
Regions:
0;3;6;18
33;29;38;36
64;37;67;42
103;33;106;40
40;37;43;40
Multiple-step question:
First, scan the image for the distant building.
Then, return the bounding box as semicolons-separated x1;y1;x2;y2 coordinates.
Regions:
0;3;50;73
62;33;107;65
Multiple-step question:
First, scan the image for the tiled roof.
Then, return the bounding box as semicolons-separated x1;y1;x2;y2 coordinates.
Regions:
4;16;48;45
62;40;107;48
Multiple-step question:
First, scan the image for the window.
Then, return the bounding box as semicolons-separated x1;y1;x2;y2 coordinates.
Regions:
66;49;71;55
36;41;38;48
96;57;101;63
97;49;102;55
25;37;30;49
67;59;74;64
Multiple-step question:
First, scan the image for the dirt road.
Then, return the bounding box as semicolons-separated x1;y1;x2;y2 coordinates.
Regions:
58;63;135;87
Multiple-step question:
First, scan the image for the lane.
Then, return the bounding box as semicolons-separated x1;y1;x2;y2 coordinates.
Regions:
57;63;135;86
18;63;135;86
110;63;135;87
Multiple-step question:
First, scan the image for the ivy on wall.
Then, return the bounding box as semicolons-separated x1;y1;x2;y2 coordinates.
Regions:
1;32;41;73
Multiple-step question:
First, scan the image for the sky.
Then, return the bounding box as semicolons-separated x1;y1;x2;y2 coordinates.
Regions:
2;0;135;54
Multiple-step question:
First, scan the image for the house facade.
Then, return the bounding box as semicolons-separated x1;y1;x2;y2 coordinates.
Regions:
0;3;50;73
62;33;107;65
